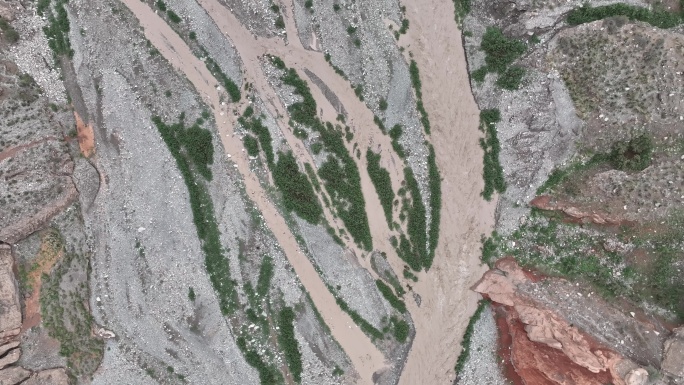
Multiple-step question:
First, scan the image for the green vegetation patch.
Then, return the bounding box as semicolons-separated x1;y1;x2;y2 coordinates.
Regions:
390;316;410;343
474;27;526;89
277;307;303;383
454;299;488;374
275;57;372;250
237;336;284;385
202;50;241;102
389;124;406;159
41;249;104;378
479;109;506;200
256;255;274;297
452;0;471;26
238;107;275;167
366;149;395;226
43;0;73;58
376;279;407;313
409;60;431;134
609;134;653;171
567;3;683;29
396;167;429;271
273;151;323;224
244;135;260;157
152;115;238;315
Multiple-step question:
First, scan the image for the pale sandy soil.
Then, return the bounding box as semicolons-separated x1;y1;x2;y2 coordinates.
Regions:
119;0;386;383
120;0;496;383
74;111;95;158
395;0;497;383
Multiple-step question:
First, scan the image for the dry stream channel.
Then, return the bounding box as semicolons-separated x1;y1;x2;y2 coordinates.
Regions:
120;0;496;383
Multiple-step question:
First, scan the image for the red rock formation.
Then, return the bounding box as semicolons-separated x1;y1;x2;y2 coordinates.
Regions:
530;195;624;225
474;258;630;385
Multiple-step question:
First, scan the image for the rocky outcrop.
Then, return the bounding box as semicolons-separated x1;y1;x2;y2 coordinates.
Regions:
0;366;30;385
22;368;69;385
0;245;21;341
474;258;640;385
662;327;684;379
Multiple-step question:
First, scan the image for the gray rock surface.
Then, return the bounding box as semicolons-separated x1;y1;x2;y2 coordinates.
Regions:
22;368;69;385
663;327;684;379
0;246;20;338
0;366;30;385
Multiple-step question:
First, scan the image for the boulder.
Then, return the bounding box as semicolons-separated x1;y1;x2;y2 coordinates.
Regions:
662;327;684;378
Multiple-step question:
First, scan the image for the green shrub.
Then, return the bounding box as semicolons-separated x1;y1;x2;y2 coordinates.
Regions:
346;25;357;35
155;0;167;11
272;151;323;224
188;287;196;301
278;307;303;383
167;10;182;23
480;233;498;265
275;15;285;29
366;149;395;227
480;27;526;73
304;0;313;9
472;66;488;83
389;124;406;159
376;280;406;313
333;3;340;11
236;337;283;385
243;135;260;157
496;65;525;90
453;0;471;25
378;98;388;111
335;295;384;340
189;31;197;40
567;3;682;29
609;134;653;171
238;111;274;166
399;19;409;34
392;317;410;342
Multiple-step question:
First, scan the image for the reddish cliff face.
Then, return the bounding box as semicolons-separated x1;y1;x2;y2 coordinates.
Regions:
474;258;635;385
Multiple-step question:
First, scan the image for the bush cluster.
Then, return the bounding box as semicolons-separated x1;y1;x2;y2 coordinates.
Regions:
272;151;323;224
366;149;395;227
238;108;275;166
256;255;274;296
567;3;683;29
335;295;384;340
237;337;283;385
43;0;73;58
389;124;406;159
396;167;428;271
609;134;653;171
479;109;506;200
474;27;526;89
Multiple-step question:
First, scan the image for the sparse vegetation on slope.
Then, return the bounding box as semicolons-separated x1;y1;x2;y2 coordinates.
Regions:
202;49;241;102
239;107;275;166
